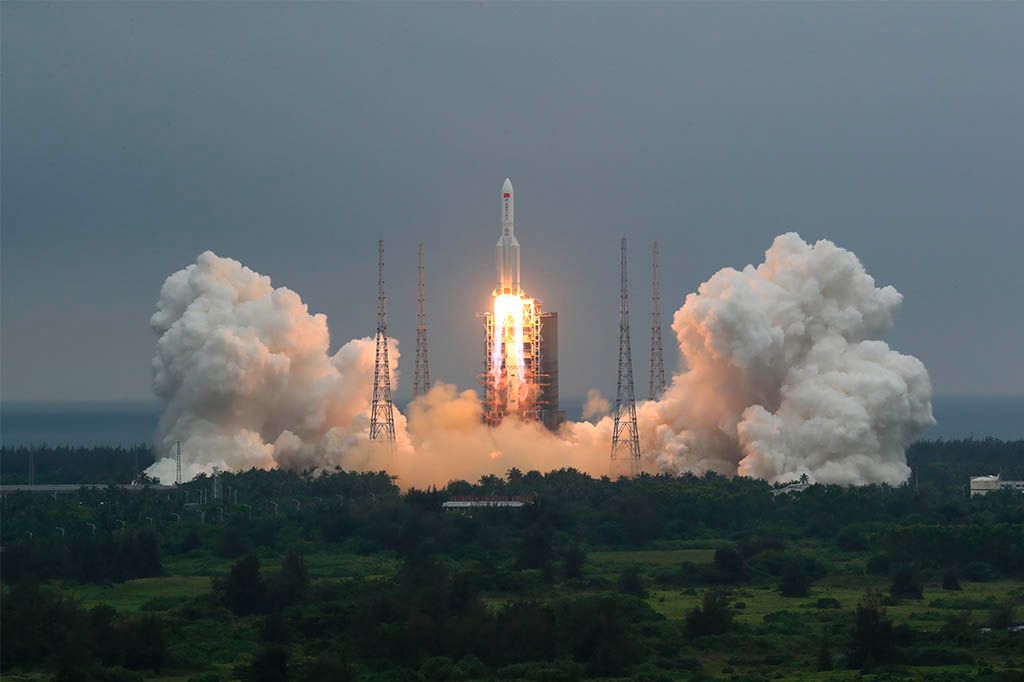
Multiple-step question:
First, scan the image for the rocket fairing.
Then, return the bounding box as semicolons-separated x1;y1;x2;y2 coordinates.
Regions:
496;177;521;295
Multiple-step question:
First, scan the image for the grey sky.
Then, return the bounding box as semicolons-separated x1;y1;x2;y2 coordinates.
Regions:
2;1;1022;403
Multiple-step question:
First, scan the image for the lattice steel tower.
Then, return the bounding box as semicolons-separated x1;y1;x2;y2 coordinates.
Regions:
413;243;430;397
611;237;641;477
370;240;396;447
648;241;666;400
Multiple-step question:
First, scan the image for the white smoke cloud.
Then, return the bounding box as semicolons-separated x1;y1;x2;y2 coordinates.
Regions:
640;233;934;484
148;234;933;487
146;251;406;483
582;389;610;420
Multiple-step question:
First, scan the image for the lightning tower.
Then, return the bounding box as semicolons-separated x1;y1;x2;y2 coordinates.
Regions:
413;243;430;397
648;241;666;400
611;237;641;477
175;441;182;486
370;240;396;447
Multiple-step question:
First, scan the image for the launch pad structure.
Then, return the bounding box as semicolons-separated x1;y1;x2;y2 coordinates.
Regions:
479;179;564;431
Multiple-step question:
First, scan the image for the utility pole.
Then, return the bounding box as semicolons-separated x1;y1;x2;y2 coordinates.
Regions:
610;238;641;478
648;241;666;400
370;240;396;448
413;242;431;397
175;441;182;486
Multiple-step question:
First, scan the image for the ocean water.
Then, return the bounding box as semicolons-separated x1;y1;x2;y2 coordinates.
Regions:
1;396;1021;448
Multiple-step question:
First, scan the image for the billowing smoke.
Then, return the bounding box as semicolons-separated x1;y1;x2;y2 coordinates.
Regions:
147;234;933;487
146;251;406;483
582;389;610;421
639;233;934;484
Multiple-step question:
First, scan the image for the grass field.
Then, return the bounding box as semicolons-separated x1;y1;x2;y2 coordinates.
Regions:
18;544;1024;681
60;548;398;614
62;575;211;612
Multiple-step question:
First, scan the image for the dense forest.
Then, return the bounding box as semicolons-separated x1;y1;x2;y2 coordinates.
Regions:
2;439;1023;681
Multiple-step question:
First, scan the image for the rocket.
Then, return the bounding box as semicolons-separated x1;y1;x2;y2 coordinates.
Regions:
496;178;521;295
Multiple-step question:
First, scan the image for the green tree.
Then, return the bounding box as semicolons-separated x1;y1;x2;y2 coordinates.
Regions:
275;548;309;605
240;645;288;682
889;564;923;600
514;526;552;570
847;589;896;669
779;557;811;597
119;615;168;671
302;652;355;682
563;541;586;580
816;631;833;671
260;611;288;645
221;554;266;615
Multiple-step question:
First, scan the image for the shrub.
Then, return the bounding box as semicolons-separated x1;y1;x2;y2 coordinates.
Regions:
836;527;868;552
713;546;744;576
988;602;1017;629
889;564;923;600
684;589;733;637
962;561;994;582
238;645;289;682
942;570;962;591
865;554;891;576
617;567;648;598
563;542;586;580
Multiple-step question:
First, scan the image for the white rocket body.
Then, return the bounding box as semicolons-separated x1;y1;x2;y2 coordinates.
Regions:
496;178;520;295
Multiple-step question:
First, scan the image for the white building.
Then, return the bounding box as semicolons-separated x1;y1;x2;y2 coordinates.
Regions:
441;496;531;511
970;474;1024;497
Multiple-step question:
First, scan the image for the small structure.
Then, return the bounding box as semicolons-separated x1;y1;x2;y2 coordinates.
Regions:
970;474;1024;497
442;495;531;511
771;482;812;497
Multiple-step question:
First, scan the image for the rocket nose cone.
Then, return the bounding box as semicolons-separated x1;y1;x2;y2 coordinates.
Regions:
502;178;513;193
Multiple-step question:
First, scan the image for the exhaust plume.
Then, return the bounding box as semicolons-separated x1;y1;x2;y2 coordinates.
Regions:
147;234;933;487
641;233;934;484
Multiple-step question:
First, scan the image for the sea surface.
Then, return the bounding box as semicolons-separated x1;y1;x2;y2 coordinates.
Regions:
1;396;1021;448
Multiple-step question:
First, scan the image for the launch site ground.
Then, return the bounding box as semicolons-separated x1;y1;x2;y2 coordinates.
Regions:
4;546;1022;681
3;438;1023;682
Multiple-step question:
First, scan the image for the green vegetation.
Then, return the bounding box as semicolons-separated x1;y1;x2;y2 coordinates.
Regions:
2;439;1024;680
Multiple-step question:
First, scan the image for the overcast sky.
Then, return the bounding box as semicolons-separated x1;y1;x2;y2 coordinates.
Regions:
2;1;1022;403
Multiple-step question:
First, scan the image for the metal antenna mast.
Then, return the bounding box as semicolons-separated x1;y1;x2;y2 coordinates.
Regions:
648;241;666;400
175;441;182;486
413;242;431;397
611;237;641;477
369;240;396;447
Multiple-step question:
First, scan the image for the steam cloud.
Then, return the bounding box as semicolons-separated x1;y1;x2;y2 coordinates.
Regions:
147;234;934;487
